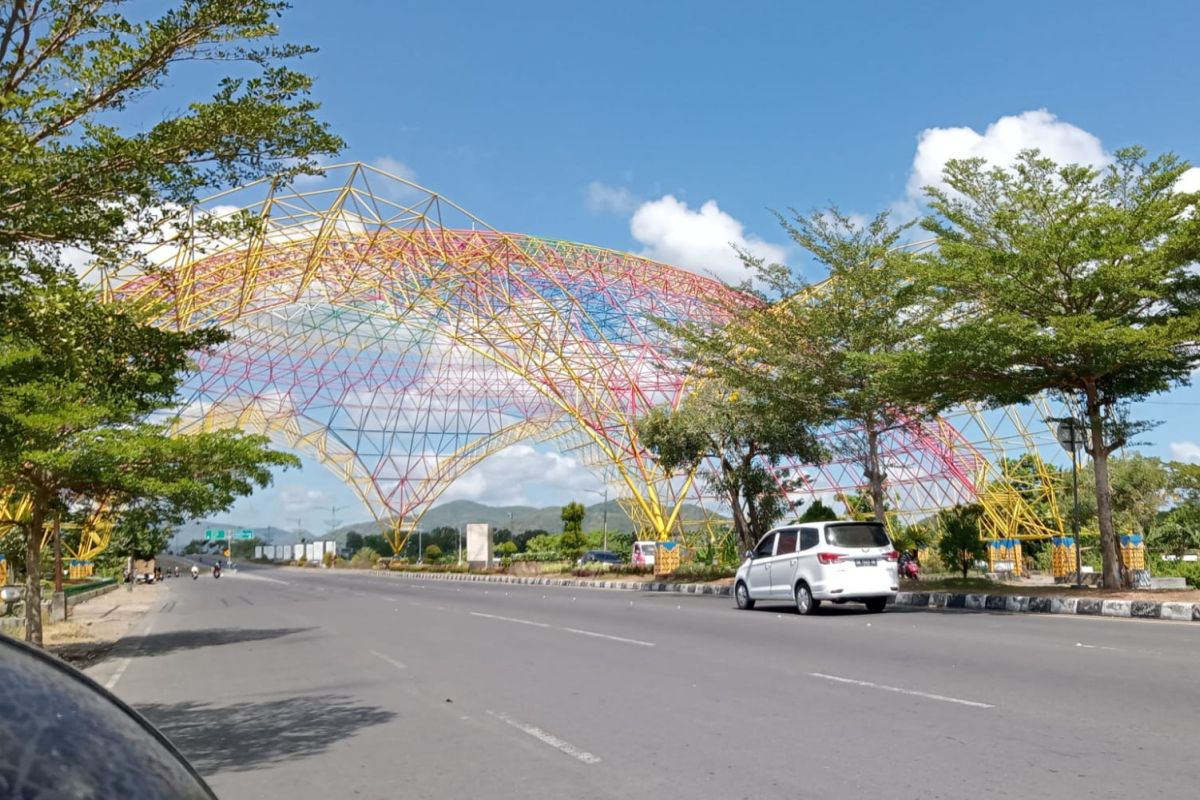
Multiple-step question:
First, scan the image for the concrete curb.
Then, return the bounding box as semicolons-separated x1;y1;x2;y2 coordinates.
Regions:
315;568;1200;623
892;590;1200;623
323;567;735;596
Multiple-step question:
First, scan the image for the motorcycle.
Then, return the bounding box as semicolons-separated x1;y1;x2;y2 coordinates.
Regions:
190;566;199;580
898;553;919;581
212;564;221;579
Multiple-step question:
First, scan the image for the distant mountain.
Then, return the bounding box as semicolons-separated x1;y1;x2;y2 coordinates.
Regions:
170;519;313;549
175;499;726;548
327;499;722;541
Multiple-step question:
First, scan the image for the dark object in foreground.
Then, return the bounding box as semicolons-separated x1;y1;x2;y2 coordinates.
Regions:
0;635;215;799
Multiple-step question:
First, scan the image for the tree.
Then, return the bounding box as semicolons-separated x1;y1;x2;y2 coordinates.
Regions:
363;533;393;557
344;531;364;554
0;276;298;645
496;541;518;558
231;537;261;559
936;505;987;579
684;209;932;527
0;2;340;647
1148;506;1200;560
0;0;341;273
916;148;1200;587
182;539;206;556
796;499;840;523
1067;455;1171;537
560;501;587;559
638;379;825;551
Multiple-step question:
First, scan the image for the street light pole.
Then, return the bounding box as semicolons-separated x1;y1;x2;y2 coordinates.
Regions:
584;487;609;550
1052;417;1086;589
1071;430;1083;589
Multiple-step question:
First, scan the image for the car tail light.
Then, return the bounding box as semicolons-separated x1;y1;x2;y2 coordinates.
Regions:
816;552;844;564
883;550;899;561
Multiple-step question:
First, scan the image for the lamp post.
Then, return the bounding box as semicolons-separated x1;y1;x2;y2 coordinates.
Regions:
1052;417;1087;588
584;487;609;551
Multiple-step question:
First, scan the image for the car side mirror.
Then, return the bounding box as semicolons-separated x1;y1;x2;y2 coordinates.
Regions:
744;549;754;561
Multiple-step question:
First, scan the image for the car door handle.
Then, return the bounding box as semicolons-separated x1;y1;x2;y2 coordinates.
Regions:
790;559;797;565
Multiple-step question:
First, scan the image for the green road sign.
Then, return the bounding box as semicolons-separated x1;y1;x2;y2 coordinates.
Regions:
238;530;254;540
204;530;213;540
215;529;227;540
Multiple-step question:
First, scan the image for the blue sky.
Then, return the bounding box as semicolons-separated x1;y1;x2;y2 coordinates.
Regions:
214;0;1200;529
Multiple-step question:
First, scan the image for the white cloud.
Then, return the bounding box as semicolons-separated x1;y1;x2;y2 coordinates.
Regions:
372;156;418;184
436;444;603;507
278;485;331;514
629;195;787;284
1177;167;1200;194
586;181;637;214
1169;442;1200;463
904;109;1109;206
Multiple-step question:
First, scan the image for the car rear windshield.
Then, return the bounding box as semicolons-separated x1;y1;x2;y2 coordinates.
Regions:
825;524;889;548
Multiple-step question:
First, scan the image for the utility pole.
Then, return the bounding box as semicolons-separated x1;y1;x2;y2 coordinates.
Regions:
326;504;346;532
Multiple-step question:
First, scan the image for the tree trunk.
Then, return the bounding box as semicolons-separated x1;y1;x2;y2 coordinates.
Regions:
23;505;44;647
1086;394;1123;589
865;422;887;523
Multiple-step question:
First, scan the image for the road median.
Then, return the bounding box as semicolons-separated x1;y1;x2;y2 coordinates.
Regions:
300;567;1200;623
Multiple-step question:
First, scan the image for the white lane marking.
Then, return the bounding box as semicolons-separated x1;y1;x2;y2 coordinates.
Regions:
469;612;551;628
230;572;290;585
1075;642;1119;651
561;627;656;647
369;650;407;670
809;672;994;709
103;618;156;690
487;711;601;764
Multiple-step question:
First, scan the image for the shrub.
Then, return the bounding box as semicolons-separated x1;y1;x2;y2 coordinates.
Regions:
1150;557;1200;587
424;544;443;562
667;563;736;582
349;547;381;568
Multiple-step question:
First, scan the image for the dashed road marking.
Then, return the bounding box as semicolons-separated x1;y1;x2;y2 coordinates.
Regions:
369;650;407;670
562;627;655;647
487;711;601;764
809;672;994;709
469;612;550;628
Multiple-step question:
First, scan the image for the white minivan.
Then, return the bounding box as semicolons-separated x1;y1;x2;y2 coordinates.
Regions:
632;541;657;567
733;520;898;614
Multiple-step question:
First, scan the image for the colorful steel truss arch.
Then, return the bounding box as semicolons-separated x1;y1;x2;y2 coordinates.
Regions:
86;163;1069;554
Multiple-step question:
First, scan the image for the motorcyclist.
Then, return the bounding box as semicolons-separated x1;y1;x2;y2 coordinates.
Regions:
212;562;221;579
190;564;199;580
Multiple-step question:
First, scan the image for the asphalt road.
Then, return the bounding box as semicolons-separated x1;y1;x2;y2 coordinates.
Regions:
88;562;1200;800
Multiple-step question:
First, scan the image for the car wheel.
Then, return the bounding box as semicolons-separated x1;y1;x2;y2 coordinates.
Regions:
865;597;887;613
735;581;755;610
794;582;817;615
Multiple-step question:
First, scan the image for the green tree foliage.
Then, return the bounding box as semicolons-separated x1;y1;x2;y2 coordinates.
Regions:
0;276;297;644
231;538;261;559
525;533;561;555
915;148;1200;587
0;1;340;646
363;533;393;557
560;501;587;559
638;380;824;551
344;531;364;554
796;499;840;523
496;541;518;557
182;539;206;556
1065;455;1171;537
728;209;932;523
424;543;443;562
936;505;986;579
0;0;341;271
350;547;380;568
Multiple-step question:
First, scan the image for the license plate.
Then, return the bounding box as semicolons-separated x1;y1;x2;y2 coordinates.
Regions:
854;559;877;567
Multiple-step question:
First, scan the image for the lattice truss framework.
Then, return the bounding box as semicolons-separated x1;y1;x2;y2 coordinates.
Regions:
86;163;1069;550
